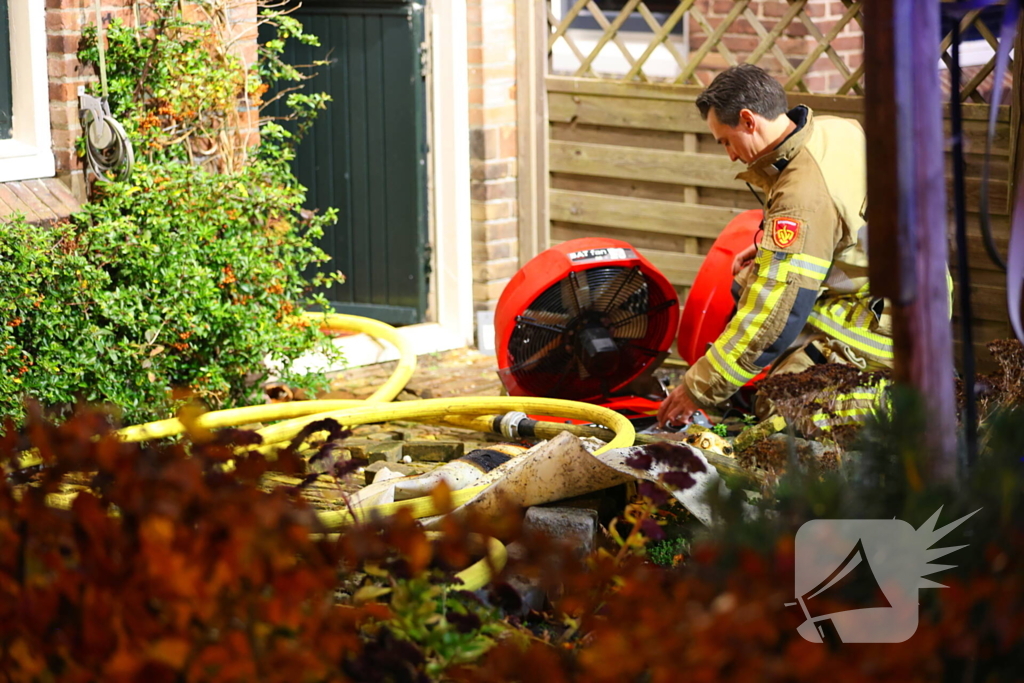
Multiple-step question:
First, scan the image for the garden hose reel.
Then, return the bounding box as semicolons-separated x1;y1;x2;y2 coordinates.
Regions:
79;92;134;182
78;0;134;182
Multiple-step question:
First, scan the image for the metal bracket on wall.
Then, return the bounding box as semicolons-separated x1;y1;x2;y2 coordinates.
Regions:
423;243;434;279
420;40;431;78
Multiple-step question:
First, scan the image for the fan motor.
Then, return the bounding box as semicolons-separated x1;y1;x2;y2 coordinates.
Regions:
576;321;620;377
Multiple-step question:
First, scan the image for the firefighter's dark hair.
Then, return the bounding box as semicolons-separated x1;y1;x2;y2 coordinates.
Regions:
695;64;789;127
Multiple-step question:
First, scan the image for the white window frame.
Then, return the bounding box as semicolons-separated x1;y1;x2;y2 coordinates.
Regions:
941;38;1015;69
0;0;55;182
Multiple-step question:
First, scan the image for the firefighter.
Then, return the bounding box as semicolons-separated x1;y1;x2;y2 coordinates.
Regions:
657;64;892;434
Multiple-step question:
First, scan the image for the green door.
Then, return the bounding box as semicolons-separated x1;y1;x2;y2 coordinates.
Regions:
268;0;429;325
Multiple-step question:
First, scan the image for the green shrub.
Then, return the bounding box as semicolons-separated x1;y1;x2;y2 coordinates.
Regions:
0;161;340;426
645;535;688;567
0;0;343;427
384;576;509;678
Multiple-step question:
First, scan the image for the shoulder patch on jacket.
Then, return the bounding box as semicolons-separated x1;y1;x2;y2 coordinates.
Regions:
760;215;808;253
774;216;798;248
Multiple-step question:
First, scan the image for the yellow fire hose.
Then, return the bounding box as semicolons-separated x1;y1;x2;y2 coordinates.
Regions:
117;312;416;443
14;313;636;591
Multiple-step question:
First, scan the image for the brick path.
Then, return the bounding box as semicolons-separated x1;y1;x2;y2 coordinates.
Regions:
323;347;504;401
321;346;686;401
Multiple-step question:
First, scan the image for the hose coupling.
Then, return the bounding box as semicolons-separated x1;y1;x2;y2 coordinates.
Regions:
498;411;529;440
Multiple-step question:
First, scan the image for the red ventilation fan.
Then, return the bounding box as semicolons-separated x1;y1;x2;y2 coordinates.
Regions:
677;209;764;365
494;213;765;420
494;238;679;406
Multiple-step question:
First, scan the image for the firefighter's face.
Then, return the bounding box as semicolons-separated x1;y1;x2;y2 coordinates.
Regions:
707;108;764;164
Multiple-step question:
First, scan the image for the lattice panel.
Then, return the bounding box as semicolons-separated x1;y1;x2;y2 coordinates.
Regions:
937;1;1016;103
546;0;1014;100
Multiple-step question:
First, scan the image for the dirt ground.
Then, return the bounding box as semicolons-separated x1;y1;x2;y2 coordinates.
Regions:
321;347;688;402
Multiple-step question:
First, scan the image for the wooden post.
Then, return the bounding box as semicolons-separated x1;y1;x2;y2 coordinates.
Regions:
863;0;958;481
515;0;550;265
429;0;475;344
1009;8;1024;345
1010;10;1024;214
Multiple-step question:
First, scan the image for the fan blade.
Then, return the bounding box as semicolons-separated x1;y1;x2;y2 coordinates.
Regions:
506;336;564;373
547;355;583;397
608;306;650;339
610;297;677;339
593;267;645;314
561;271;591;315
620;340;663;357
575;354;590;381
519;310;571;331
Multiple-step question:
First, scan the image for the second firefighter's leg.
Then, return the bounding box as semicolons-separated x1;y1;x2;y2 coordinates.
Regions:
754;337;890;436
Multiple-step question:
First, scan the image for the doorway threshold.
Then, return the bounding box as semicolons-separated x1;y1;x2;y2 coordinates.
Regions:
288;322;470;376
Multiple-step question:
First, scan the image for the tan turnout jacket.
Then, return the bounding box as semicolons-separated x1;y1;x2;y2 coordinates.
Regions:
683;106;894;409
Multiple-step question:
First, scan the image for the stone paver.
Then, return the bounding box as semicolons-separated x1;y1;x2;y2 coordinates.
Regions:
523;506;599;560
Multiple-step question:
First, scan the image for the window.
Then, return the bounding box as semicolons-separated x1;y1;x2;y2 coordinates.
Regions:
550;0;689;80
561;0;685;35
942;6;1016;69
0;0;55;182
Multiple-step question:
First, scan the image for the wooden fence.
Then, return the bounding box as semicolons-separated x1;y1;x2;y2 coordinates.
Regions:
524;0;1020;369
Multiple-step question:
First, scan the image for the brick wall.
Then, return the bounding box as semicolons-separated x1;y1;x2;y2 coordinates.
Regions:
223;0;260;154
690;0;864;93
43;0;259;200
468;0;519;313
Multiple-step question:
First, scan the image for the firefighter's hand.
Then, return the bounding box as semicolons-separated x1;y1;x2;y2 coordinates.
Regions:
732;243;757;275
657;385;701;429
